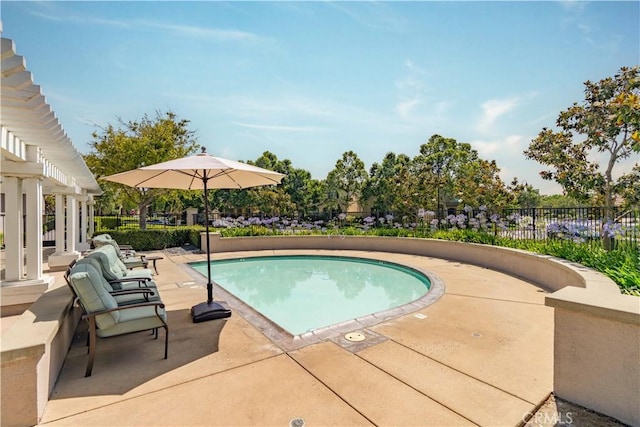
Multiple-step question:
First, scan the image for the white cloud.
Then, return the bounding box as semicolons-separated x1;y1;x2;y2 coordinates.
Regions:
505;134;524;150
559;0;587;12
324;2;407;32
395;76;425;93
394;60;431;120
405;60;427;76
29;5;268;44
475;98;520;133
232;122;327;132
470;134;525;158
140;21;266;43
472;140;502;157
396;98;421;119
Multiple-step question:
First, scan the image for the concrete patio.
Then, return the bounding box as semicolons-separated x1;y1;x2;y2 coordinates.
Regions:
34;248;558;426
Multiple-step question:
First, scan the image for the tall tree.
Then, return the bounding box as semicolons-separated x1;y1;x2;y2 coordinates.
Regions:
456;159;510;210
363;152;415;217
507;178;542;208
412;135;507;214
616;164;640;210
525;66;640;219
84;110;199;228
326;151;368;213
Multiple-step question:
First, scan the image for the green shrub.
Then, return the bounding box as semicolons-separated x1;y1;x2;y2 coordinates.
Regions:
220;226;275;238
95;217;120;231
495;238;640;297
104;227;204;251
431;229;500;245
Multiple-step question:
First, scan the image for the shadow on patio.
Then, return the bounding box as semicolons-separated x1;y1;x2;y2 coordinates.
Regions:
49;309;227;399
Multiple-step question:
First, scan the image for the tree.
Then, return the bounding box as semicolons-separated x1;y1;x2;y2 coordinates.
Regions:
363;152;415;216
249;151;320;217
85;110;199;228
507;178;542;208
616;164;640;210
525;66;640;219
456;158;510;210
412;135;508;215
326;151;368;213
284;168;316;217
539;194;583;208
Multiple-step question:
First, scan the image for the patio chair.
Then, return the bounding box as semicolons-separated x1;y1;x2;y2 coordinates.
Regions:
67;265;168;377
87;245;154;282
66;258;160;306
91;234;148;269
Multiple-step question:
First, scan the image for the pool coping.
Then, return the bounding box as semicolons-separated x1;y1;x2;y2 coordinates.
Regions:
181;253;446;352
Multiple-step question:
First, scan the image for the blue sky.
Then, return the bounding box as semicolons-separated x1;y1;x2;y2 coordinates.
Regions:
2;1;639;195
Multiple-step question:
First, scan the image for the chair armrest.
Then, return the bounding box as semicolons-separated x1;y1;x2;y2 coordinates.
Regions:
110;288;156;298
82;300;165;319
109;277;151;286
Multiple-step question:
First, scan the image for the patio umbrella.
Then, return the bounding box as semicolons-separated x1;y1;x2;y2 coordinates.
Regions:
103;147;285;323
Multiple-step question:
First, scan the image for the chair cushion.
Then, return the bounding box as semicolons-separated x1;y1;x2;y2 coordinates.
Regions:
96;306;166;338
73;258;115;292
69;270;120;329
92;235;138;261
88;246;153;281
71;256;158;292
87;248;123;281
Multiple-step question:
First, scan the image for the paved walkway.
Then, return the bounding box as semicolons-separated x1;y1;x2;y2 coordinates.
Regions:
39;249;555;426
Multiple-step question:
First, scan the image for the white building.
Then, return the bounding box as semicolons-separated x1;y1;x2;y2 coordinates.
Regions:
1;34;101;304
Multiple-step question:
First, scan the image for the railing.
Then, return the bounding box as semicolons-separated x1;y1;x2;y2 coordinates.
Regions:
498;207;638;247
12;207;634;248
0;213;58;247
94;213;188;231
43;213;56;246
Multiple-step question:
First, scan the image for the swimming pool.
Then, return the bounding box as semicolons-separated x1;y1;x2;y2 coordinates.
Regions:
190;255;432;336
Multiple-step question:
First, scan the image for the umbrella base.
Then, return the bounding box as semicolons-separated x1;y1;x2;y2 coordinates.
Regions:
191;301;232;323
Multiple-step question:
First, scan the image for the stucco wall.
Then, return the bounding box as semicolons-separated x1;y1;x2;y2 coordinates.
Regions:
1;284;80;427
202;233;618;293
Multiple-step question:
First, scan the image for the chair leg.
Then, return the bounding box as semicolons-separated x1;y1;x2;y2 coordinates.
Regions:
163;325;169;359
86;317;97;377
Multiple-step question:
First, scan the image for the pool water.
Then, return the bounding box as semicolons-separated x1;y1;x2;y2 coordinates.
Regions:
190;255;431;335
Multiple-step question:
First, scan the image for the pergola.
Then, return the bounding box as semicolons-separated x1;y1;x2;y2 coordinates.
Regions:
1;35;102;293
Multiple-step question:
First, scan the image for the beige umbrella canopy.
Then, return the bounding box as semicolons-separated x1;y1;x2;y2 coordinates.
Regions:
103;150;285;190
102;148;285;323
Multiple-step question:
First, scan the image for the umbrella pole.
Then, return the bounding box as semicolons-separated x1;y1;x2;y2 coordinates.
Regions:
191;172;232;323
204;177;213;303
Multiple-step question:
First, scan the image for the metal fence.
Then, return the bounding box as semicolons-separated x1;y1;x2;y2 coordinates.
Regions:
94;213;189;231
497;207;638;246
2;207;636;249
338;207;639;248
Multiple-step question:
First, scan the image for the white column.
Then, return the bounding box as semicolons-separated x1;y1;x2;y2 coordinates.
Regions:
88;196;95;237
47;193;81;271
23;177;43;280
2;176;23;281
66;195;78;254
54;194;65;254
79;196;88;244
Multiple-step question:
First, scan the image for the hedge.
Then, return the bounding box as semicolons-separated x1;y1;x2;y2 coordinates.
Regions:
103;227;202;251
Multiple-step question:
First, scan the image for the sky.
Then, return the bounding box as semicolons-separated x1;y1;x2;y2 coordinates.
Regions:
2;1;639;195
